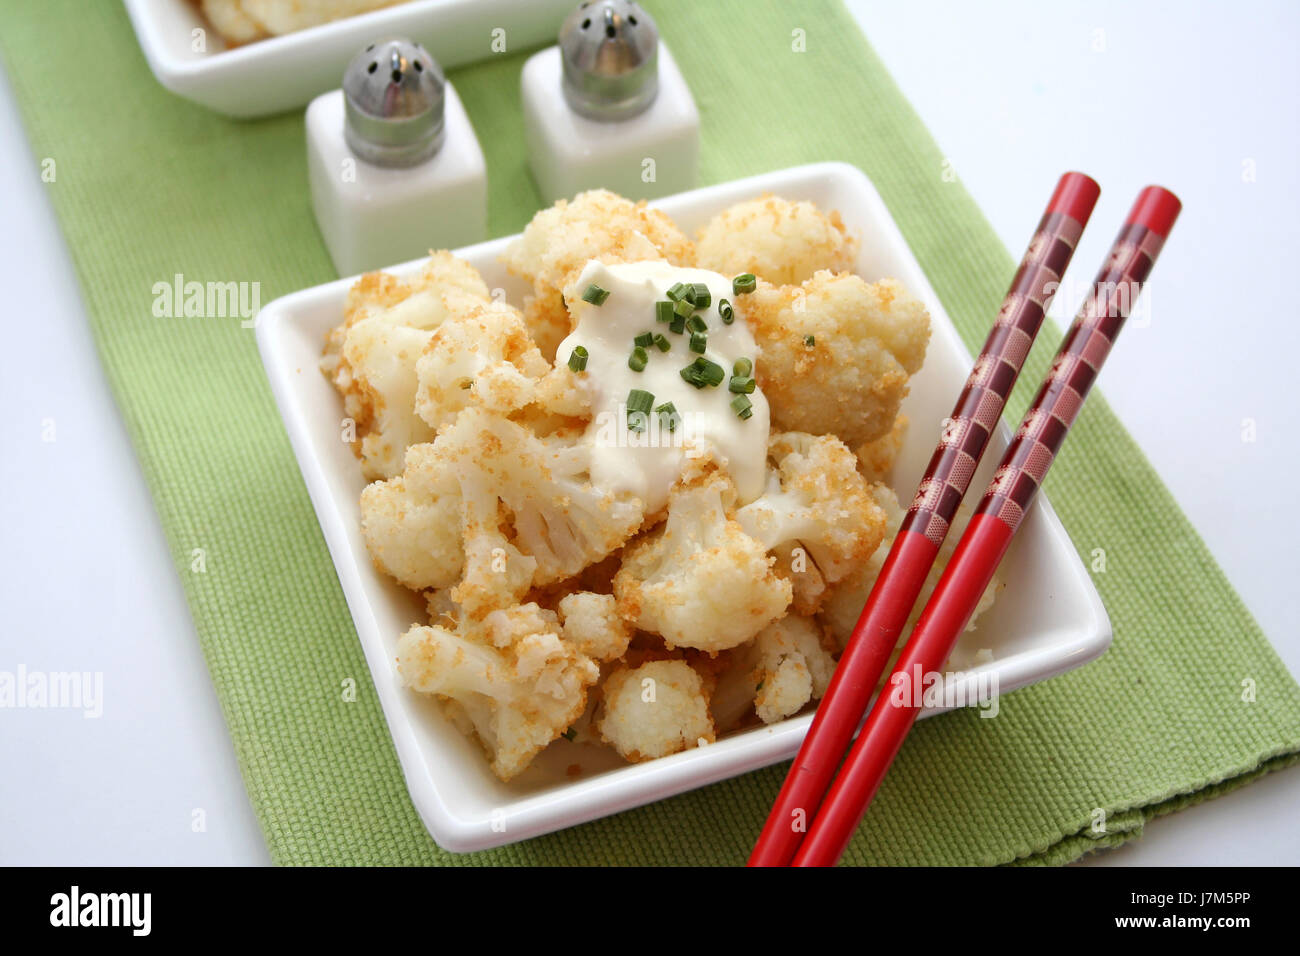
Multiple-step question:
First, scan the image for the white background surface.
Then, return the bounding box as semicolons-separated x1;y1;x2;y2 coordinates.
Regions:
1;0;1296;865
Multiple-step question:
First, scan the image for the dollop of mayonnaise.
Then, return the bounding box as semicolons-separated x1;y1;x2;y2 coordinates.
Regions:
556;259;770;514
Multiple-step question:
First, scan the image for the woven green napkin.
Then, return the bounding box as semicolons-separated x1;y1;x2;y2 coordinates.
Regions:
3;0;1297;866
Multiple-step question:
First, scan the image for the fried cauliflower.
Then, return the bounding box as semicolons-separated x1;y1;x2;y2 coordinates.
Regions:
738;271;930;448
397;601;599;780
329;191;1000;782
712;614;838;729
694;195;857;286
500;189;694;360
413;299;549;431
557;592;633;663
322;252;496;479
596;660;714;761
614;470;791;653
736;432;887;613
359;442;463;591
437;407;645;588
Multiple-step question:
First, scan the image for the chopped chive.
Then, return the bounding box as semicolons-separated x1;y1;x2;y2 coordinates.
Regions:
653;333;671;352
655;401;679;432
687;314;708;333
729;375;756;394
673;298;695;319
689;331;707;354
567;345;589;372
627;388;655;413
666;281;689;303
669;313;686;335
731;394;754;419
683;356;725;387
628;346;648;372
803;334;816;347
719;298;734;324
733;273;757;295
627;411;648;432
691;283;711;308
655;300;673;323
582;283;610;305
561;727;577;742
733;357;753;377
633;331;654;348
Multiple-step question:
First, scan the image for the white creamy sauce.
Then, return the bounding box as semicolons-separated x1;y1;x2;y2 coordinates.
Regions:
556;259;770;514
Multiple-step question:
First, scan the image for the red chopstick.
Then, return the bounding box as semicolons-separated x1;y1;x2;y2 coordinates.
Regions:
790;186;1182;867
748;172;1100;867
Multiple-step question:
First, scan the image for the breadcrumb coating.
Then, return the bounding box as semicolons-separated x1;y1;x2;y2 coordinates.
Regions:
597;660;714;761
397;602;599;780
737;432;888;613
322;252;497;479
694;195;857;286
414;299;549;431
738;271;930;447
614;469;792;653
500;190;694;359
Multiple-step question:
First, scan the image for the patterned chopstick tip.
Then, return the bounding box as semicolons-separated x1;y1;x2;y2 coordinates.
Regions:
900;173;1100;548
978;187;1181;533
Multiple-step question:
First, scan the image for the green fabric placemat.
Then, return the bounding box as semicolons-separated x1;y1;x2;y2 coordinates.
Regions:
3;0;1297;866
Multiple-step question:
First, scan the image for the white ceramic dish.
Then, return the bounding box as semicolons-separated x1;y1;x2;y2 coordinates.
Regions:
255;162;1111;852
124;0;574;117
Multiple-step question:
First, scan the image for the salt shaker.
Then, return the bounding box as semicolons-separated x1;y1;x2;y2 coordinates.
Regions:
306;38;487;276
521;1;699;203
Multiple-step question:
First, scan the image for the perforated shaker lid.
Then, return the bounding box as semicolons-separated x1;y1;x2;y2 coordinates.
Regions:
343;37;445;167
559;1;659;121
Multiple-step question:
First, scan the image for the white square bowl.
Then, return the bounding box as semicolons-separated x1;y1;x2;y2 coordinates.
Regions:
123;0;575;117
255;161;1111;852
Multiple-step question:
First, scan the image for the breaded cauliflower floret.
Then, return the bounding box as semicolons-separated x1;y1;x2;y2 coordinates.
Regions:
558;592;632;663
437;407;645;588
751;615;837;724
736;432;887;613
694;195;857;286
413;299;550;431
454;481;539;619
321;252;497;479
596;660;714;761
614;470;791;653
528;364;596;421
712;615;838;729
359;443;463;591
325;251;492;365
397;602;599;780
738;271;930;448
500;190;695;359
817;486;1002;650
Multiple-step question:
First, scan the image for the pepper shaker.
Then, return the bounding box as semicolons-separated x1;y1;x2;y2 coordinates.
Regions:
306;37;487;276
521;1;699;203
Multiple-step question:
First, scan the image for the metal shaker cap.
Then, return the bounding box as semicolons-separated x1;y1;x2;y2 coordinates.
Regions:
343;37;445;167
559;1;659;121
